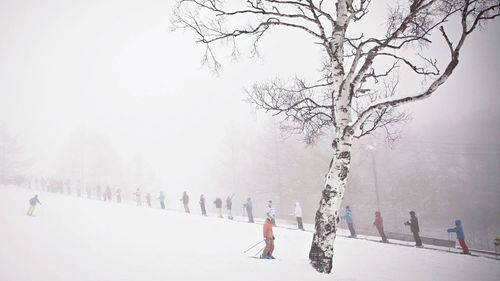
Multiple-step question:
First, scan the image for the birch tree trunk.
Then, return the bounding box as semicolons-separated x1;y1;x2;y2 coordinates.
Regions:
309;129;353;273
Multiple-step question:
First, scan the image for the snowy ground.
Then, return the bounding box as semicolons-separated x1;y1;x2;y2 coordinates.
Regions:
0;186;498;281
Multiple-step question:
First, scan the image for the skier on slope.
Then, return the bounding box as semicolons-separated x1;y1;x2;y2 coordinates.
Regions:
267;200;277;226
294;202;304;230
373;211;388;242
226;195;234;220
404;211;423;247
146;193;152;208
244;198;254;223
447;219;470;254
135;188;142;206
199;194;207;216
26;195;42;216
261;212;276;259
180;191;190;213
214;197;223;218
96;185;102;200
158;192;166;209
105;186;112;201
343;206;357;238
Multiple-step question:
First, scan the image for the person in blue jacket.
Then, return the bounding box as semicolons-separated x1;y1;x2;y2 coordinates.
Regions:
447;219;470;254
244;198;254;223
344;206;356;238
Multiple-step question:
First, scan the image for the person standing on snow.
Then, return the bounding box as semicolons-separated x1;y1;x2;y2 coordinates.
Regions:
104;186;112;201
158;192;166;209
261;213;275;259
135;188;142;206
180;191;190;213
96;185;102;200
294;202;304;230
404;211;423;247
344;206;357;238
226;195;234;220
267;200;277;226
116;188;122;203
447;220;470;254
244;198;254;223
199;194;207;216
214;197;223;218
373;211;388;242
26;195;42;216
146;193;152;208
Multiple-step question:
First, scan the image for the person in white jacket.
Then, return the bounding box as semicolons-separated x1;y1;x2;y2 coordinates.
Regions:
295;202;304;230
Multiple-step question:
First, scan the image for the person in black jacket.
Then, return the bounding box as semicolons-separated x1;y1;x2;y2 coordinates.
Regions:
27;195;42;216
214;197;223;218
404;211;423;247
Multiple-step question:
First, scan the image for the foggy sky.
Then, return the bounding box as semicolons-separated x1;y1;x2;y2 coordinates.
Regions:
1;0;499;202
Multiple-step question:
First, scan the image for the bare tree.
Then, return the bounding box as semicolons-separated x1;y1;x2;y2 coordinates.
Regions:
172;0;499;273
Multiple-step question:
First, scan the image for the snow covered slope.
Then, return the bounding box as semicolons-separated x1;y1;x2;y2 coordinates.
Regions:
0;186;498;281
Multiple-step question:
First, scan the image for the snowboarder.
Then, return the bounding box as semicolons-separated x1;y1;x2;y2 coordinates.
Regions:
373;211;388;242
261;213;275;259
199;194;207;216
180;191;190;213
447;219;470;254
214;197;223;218
295;202;304;230
267;200;276;226
146;193;152;208
158;192;166;209
26;195;42;216
226;195;234;220
244;198;254;223
116;188;122;203
344;206;357;238
135;188;142;206
404;211;423;247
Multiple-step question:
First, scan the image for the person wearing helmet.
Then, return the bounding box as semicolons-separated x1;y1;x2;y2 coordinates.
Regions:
261;213;275;259
404;211;423;247
447;219;470;254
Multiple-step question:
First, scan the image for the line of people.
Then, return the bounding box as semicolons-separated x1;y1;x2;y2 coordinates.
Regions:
342;206;471;254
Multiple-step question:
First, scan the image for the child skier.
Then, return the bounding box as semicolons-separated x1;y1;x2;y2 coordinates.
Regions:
261;213;275;259
373;211;388;242
27;195;42;216
447;219;470;254
294;202;304;230
344;206;356;238
404;211;423;247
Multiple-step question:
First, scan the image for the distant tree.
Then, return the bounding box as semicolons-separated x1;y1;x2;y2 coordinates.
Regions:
173;0;499;273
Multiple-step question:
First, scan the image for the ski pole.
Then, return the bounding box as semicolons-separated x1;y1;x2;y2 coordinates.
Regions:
243;239;265;253
253;246;265;258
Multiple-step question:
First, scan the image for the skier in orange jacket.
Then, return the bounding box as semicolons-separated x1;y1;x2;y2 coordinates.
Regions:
261;213;275;259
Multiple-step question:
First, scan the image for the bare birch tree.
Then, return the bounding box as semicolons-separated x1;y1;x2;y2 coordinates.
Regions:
172;0;499;273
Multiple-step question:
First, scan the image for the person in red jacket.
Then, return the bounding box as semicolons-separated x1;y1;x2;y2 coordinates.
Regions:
373;211;388;242
261;213;275;259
